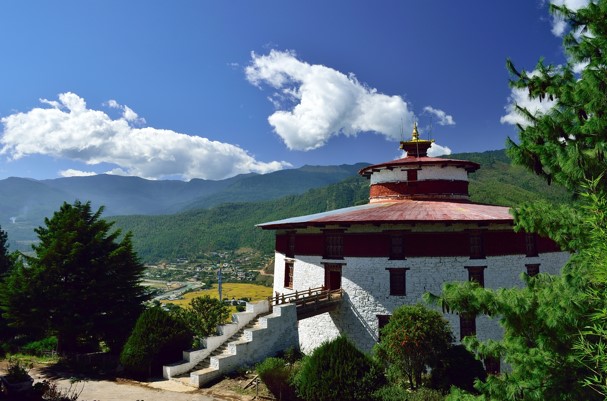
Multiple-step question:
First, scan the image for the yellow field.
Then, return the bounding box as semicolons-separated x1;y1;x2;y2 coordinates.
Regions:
162;283;273;308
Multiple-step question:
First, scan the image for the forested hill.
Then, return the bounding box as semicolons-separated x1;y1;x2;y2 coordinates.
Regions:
0;163;366;250
111;150;571;263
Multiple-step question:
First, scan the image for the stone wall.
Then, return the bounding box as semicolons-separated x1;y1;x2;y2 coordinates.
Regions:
273;250;569;353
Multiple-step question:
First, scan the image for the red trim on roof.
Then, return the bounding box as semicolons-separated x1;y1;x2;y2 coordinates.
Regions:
359;156;480;177
258;200;513;230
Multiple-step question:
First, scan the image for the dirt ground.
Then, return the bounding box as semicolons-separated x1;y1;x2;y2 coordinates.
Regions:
0;360;274;401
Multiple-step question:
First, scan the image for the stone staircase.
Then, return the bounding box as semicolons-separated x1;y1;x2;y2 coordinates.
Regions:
163;301;298;388
179;317;263;384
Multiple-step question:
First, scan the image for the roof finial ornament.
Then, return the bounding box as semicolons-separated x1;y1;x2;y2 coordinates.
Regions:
412;121;420;141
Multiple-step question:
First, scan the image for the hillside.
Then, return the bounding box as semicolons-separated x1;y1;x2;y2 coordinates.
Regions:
111;150;571;263
0;163;366;251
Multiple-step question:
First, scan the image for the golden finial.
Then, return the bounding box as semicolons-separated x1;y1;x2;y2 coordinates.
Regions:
412;122;419;141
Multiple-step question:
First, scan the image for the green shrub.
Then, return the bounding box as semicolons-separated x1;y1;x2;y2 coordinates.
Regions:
256;357;299;401
373;386;446;401
406;387;445;401
293;336;385;401
375;304;453;389
21;336;58;356
119;306;193;380
429;345;486;393
372;384;410;401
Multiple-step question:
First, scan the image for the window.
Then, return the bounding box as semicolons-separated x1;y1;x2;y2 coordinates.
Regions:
284;261;294;289
286;232;296;258
387;268;409;296
459;313;476;340
389;233;405;259
469;231;485;259
377;314;391;342
526;263;540;277
525;233;538;257
407;169;418;182
324;231;344;259
466;266;486;287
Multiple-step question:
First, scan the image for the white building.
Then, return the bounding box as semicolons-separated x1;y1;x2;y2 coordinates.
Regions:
258;125;568;372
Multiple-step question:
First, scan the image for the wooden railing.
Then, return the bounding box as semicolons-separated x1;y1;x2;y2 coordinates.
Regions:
269;286;344;319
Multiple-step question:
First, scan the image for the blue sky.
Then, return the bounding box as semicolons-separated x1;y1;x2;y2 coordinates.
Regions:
0;1;584;181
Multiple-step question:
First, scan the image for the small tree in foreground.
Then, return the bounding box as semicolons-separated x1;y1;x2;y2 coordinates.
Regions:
120;306;193;380
374;304;453;390
172;295;231;347
293;336;384;401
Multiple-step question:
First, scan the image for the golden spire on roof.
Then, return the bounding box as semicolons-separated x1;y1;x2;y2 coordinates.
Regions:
412;121;420;141
399;121;434;157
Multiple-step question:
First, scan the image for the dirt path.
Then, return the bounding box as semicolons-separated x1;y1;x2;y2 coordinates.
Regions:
2;361;259;401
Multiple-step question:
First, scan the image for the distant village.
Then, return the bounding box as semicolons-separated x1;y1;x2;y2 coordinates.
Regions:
142;249;273;303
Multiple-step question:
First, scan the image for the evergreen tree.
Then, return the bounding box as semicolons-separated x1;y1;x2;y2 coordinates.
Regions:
0;226;13;344
2;201;149;354
424;2;607;399
506;1;607;194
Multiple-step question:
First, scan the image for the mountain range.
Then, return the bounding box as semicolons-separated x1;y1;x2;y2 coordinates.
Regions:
0;163;367;250
0;150;571;261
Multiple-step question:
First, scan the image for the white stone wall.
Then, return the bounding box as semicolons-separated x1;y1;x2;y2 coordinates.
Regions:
369;165;468;185
274;251;570;353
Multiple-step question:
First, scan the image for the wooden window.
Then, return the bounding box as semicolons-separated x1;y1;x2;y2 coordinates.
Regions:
324;264;343;290
469;231;485;259
286;232;296;258
407;169;418;182
389;233;405;259
324;231;344;259
466;266;486;287
459;313;476;340
284;261;294;289
386;268;409;296
526;263;540;277
484;357;501;375
377;314;391;342
525;233;538;257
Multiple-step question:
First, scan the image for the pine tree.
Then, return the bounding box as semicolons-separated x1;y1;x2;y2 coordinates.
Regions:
506;1;607;194
2;201;150;354
425;2;607;400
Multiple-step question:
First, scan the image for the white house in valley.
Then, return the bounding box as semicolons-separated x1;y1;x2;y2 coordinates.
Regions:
258;124;568;372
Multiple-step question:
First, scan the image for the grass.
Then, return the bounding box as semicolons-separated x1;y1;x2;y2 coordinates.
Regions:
162;282;273;307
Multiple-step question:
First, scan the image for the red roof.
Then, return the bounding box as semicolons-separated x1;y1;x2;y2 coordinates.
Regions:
258;200;513;230
359;156;480;177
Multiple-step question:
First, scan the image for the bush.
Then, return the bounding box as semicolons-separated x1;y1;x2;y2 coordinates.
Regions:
177;295;231;340
429;345;486;393
293;336;385;401
373;386;446;401
373;384;410;401
256;357;299;401
375;304;453;389
119;306;193;380
21;336;58;356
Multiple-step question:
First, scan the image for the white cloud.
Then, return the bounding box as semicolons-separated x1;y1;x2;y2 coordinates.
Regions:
423;106;455;126
500;86;557;127
60;169;97;177
246;50;414;151
0;92;291;180
549;0;590;36
427;143;452;157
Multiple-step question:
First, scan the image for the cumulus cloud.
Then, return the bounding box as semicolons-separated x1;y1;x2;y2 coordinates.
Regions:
549;0;590;36
423;106;455;126
245;50;414;151
427;143;452;157
500;86;557;127
60;169;97;177
0;92;291;180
